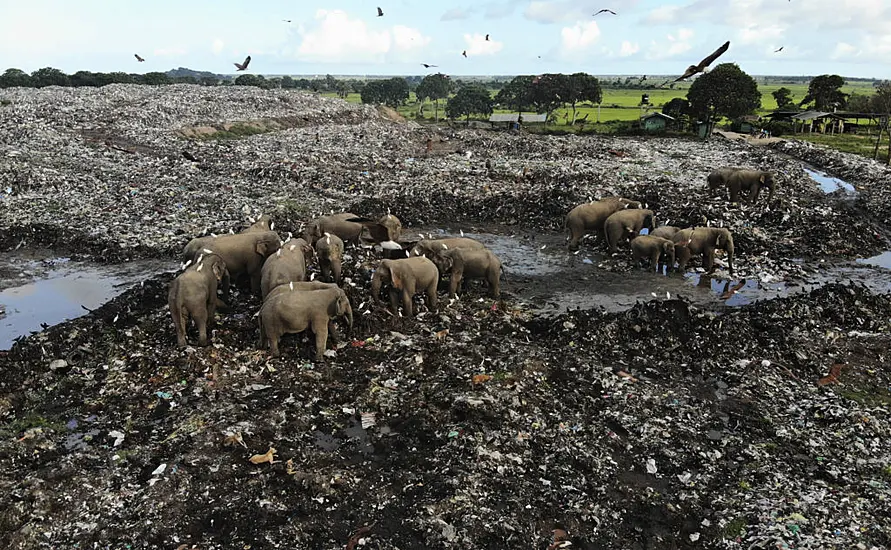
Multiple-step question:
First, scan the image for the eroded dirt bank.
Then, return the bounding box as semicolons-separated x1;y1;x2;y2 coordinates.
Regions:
1;85;890;549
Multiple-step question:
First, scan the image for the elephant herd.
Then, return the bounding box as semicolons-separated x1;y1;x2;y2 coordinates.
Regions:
168;212;503;360
565;166;776;274
167;166;771;359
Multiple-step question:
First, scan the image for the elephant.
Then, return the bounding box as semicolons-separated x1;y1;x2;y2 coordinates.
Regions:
190;231;281;297
314;232;345;284
706;167;743;196
345;213;403;243
306;212;402;245
565;197;643;251
243;214;274;233
672;227;734;274
431;247;502;298
371;256;439;317
604;209;655;253
264;280;340;302
168;253;228;348
630;235;676;273
725;169;776;204
258;286;353;359
410;237;485;260
260;238;313;299
650;225;681;240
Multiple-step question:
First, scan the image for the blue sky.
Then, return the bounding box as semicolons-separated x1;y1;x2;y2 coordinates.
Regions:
1;0;889;78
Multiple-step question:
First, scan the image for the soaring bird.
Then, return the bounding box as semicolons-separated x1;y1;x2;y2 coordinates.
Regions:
674;40;730;81
594;9;616;16
462;50;467;58
421;63;438;68
774;46;784;53
283;19;292;23
234;55;251;71
485;34;490;41
377;6;384;16
134;54;145;62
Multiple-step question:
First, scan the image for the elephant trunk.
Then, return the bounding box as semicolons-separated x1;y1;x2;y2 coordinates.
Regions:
370;270;383;303
343;302;353;332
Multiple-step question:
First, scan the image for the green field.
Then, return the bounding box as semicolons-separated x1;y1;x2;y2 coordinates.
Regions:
324;80;878;126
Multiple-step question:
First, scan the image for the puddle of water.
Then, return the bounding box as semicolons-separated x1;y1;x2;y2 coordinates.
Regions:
684;274;788;306
857;251;891;270
0;254;176;349
803;167;856;194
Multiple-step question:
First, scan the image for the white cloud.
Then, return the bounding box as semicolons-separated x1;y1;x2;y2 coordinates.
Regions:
560;21;601;52
645;28;694;60
211;39;225;55
463;33;503;56
620;41;640;57
830;42;859;60
296;9;429;63
737;24;785;46
643;5;683;25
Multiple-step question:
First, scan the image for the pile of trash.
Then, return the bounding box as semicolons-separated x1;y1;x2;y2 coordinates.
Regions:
1;86;890;549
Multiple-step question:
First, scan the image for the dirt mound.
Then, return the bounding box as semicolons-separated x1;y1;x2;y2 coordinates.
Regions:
376;105;407;123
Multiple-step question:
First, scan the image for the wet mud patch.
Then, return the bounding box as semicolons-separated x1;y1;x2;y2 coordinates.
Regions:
0;250;176;349
803;165;857;195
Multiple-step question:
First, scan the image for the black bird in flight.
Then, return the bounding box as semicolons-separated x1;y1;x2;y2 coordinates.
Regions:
134;54;145;62
485;34;490;41
462;50;467;57
774;46;784;52
594;9;616;16
283;19;292;23
234;55;252;71
675;40;730;81
377;7;384;17
422;63;438;68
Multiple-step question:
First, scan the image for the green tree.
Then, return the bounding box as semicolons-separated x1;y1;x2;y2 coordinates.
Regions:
445;84;494;120
564;72;602;124
869;81;891;163
0;68;32;87
686;63;761;136
108;72;134;84
772;87;795;110
234;74;264;87
494;75;535;113
662;97;690;119
415;73;454;121
801;75;847;110
324;74;337;92
360;77;409;108
846;93;871;113
530;73;569;122
280;75;296;89
199;76;219;86
142;72;171;85
30;67;70;87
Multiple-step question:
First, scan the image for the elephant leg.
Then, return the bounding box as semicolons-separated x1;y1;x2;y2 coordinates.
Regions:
748;184;760;203
402;288;414;317
258;318;267;350
172;307;188;348
269;331;281;357
651;252;660;272
221;272;231;300
313;322;329;361
320;264;330;282
729;186;739;203
250;272;262;295
193;305;209;346
449;269;462;298
427;281;439;311
333;263;342;285
704;247;716;272
388;288;401;314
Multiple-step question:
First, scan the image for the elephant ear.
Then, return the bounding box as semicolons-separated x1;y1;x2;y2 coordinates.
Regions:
212;260;225;281
759;174;766;184
256;241;268;256
389;264;403;289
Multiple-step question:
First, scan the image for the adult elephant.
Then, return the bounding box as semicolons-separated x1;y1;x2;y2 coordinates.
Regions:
565;197;642;251
189;231;281;297
673;227;734;274
725;170;776;204
603;209;655;253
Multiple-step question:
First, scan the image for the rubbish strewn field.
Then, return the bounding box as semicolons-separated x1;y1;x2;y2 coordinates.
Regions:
1;85;890;549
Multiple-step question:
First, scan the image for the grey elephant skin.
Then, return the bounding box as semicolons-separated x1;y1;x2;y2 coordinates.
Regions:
432;247;502;298
258;286;353;359
565;197;642;251
168;253;228;348
260;238;312;299
604;209;655;253
371;256;440;316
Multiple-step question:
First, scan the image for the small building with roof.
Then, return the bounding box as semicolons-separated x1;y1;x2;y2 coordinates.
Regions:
640;112;674;132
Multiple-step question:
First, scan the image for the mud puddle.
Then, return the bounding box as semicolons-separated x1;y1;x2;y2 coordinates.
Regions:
408;225;891;314
0;251;177;349
803;166;857;194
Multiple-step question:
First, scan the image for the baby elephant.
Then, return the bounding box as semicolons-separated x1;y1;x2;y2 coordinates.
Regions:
631;235;676;273
371;256;439;317
411;237;485;259
604;209;655;253
433;247;502;298
168;253;228;348
260;238;313;299
314;233;345;284
706;167;743;196
258;286;353;359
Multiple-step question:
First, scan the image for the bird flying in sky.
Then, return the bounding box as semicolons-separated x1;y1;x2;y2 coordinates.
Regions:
485;34;490;41
377;7;384;17
234;55;251;71
422;63;438;68
462;50;467;58
134;54;145;62
594;9;616;16
775;46;784;53
675;40;730;81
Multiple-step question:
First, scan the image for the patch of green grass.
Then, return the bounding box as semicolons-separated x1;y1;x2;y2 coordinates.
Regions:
278;198;312;218
793;132;890;163
0;99;11;107
198;123;270;140
0;413;65;438
723;516;748;539
837;386;891;407
881;465;891;481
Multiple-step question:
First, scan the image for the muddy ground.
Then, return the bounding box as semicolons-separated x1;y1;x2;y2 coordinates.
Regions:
0;85;890;549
